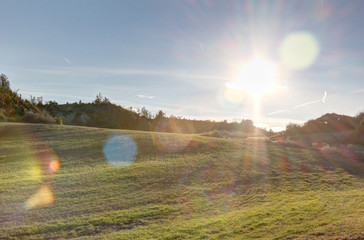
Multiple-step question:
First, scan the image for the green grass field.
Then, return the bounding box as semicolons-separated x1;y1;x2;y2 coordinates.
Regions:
1;123;364;239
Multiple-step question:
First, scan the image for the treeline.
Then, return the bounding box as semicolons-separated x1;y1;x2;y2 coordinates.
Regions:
41;95;259;135
0;74;261;136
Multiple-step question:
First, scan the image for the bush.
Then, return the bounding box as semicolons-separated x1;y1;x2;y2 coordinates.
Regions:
21;111;56;124
360;118;364;131
286;123;301;136
0;111;6;121
8;117;17;122
55;117;63;125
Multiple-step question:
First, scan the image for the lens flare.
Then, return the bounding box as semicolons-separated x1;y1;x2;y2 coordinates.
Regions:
24;185;54;210
223;87;245;103
26;152;43;181
1;125;61;212
152;118;195;153
103;134;137;167
279;31;320;70
217;87;244;110
48;154;60;172
153;134;193;153
49;160;60;172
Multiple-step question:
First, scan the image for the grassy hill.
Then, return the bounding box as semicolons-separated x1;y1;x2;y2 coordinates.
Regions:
1;123;364;239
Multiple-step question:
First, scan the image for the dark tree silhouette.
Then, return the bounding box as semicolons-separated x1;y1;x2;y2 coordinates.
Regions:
0;74;10;90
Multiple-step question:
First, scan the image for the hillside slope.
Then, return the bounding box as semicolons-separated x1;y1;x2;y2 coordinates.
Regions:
0;76;51;122
1;123;364;239
285;113;364;146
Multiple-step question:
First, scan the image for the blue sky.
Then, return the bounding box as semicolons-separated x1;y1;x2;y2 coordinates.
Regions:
1;0;363;131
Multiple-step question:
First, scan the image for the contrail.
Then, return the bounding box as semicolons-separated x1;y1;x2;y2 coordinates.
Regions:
266;109;287;116
293;91;327;109
293;99;321;109
64;57;71;64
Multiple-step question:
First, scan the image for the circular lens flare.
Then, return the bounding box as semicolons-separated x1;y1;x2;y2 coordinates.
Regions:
103;134;138;167
279;31;320;70
24;185;54;210
153;119;195;153
49;160;60;172
48;154;61;172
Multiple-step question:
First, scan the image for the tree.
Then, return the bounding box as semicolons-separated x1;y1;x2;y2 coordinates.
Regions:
30;95;36;104
286;123;301;135
151;110;166;132
93;92;110;104
0;74;10;90
36;96;43;106
140;107;152;118
94;93;103;104
154;110;165;120
241;119;254;132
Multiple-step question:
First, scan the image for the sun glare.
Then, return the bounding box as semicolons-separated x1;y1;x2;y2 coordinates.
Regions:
226;59;277;98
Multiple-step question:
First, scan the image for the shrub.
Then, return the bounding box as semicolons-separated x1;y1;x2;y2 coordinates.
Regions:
286;123;301;136
360;118;364;131
0;111;6;121
55;117;63;125
8;117;17;122
21;111;56;124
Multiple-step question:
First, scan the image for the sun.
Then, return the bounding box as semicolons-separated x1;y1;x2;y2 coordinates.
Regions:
226;59;277;98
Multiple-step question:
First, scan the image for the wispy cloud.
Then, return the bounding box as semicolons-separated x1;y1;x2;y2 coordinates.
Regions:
18;66;228;92
199;43;204;51
20;90;92;101
64;57;71;64
137;94;155;99
352;89;364;93
24;68;68;75
21;67;228;81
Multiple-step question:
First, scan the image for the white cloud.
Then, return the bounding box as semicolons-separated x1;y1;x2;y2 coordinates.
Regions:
322;91;327;103
137;94;155;99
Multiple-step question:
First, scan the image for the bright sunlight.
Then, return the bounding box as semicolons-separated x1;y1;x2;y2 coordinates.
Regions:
226;59;278;98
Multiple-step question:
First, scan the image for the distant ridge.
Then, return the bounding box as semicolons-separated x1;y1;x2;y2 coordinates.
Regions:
285;112;364;145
